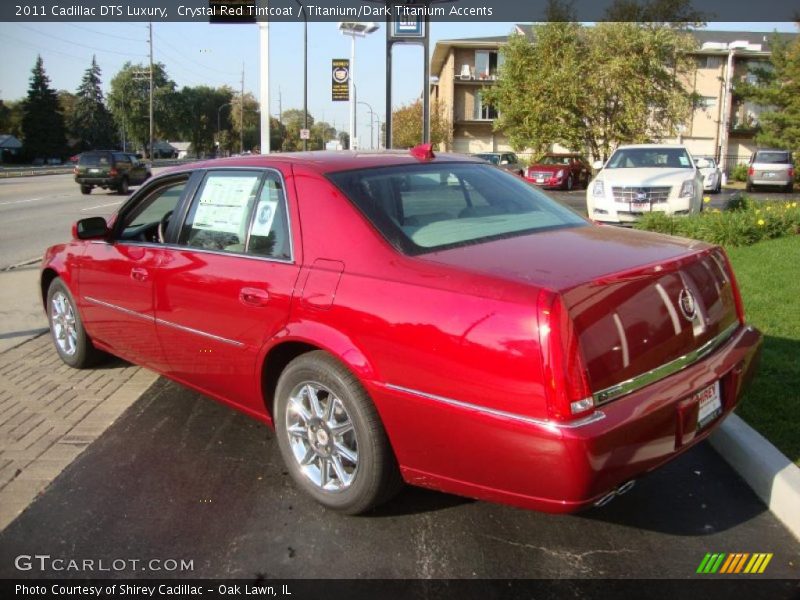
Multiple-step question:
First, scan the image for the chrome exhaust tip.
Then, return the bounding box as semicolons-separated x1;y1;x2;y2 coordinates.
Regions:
593;480;636;507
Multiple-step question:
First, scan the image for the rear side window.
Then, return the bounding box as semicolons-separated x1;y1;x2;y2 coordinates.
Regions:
328;163;587;255
79;153;111;167
754;151;790;164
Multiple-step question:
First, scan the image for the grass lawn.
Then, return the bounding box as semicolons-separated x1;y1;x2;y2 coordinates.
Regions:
726;235;800;465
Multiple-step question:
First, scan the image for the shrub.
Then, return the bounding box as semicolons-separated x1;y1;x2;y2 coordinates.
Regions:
634;197;800;246
731;163;748;182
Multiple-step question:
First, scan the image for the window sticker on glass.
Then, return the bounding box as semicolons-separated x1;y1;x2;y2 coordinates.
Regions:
251;198;277;237
679;156;690;166
193;176;260;235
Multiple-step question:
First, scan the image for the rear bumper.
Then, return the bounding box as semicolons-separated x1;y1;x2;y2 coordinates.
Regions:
749;177;791;186
370;324;762;513
75;176;118;186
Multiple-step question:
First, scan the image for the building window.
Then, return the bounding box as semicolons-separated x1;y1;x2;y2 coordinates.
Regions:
696;56;722;69
474;50;504;79
473;91;498;120
699;96;717;110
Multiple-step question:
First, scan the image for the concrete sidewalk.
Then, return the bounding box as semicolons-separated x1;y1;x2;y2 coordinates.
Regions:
0;263;48;354
0;334;156;530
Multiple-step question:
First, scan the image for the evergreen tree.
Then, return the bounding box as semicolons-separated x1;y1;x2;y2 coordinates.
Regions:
71;56;117;150
21;56;67;159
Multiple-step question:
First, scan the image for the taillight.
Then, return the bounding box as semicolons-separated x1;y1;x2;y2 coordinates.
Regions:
536;290;594;421
720;250;746;325
748;166;754;176
109;167;118;176
789;167;795;179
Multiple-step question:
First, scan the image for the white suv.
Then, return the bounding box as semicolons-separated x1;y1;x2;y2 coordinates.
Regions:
587;144;703;225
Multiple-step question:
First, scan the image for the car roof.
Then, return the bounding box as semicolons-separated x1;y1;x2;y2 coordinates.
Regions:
168;151;486;175
614;144;688;150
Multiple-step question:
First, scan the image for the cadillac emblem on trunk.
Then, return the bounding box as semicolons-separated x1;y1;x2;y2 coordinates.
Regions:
678;289;697;321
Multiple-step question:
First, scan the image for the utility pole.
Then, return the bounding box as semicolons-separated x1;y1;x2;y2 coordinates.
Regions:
148;22;154;159
258;13;270;155
240;62;245;154
278;86;282;124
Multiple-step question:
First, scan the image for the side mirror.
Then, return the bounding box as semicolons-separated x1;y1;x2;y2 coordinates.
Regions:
695;158;710;168
592;160;604;170
73;217;109;240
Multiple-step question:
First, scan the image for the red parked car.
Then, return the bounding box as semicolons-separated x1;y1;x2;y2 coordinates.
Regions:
526;152;591;190
41;146;761;515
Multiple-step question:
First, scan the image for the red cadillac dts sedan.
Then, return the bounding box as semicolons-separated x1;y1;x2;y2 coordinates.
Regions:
41;147;762;515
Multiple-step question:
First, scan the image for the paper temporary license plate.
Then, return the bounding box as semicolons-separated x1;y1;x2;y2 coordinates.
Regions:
89;168;100;173
631;202;651;212
764;171;776;178
695;381;722;430
536;177;545;183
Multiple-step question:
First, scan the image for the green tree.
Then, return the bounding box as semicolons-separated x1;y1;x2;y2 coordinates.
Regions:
338;131;350;150
281;108;314;151
310;121;336;150
108;62;178;156
736;29;800;155
176;85;233;156
0;100;24;138
21;56;67;159
390;99;452;149
70;56;117;150
229;92;261;153
483;22;697;160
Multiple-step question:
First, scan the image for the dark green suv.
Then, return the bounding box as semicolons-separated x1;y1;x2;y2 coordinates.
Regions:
74;151;150;195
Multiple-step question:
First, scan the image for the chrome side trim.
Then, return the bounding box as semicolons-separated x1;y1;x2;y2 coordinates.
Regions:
593;321;739;406
83;296;245;348
84;296;152;322
384;383;606;430
153;317;245;348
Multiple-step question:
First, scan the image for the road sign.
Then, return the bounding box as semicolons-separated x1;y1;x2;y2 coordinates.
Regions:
300;129;311;140
331;59;350;102
391;17;425;39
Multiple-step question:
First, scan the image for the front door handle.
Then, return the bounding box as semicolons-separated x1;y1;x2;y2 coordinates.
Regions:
240;287;270;307
130;267;149;282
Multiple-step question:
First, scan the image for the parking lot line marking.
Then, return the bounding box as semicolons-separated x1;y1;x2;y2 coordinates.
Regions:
0;197;44;207
81;201;123;212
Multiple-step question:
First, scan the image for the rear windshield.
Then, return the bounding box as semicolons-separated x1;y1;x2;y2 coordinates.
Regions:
79;153;112;167
327;163;587;255
754;151;790;164
539;155;573;165
607;147;693;169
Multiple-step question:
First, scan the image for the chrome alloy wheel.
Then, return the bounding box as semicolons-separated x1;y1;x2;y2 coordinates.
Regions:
50;291;78;356
285;381;358;492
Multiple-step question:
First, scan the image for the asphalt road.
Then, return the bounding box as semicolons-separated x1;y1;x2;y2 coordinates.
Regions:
0;376;798;580
0;171;168;270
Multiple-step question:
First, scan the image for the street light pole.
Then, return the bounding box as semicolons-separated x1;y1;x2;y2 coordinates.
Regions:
217;102;231;155
339;22;378;151
358;101;376;150
293;1;308;151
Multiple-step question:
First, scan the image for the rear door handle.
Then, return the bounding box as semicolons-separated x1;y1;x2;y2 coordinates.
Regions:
239;287;270;307
130;267;149;282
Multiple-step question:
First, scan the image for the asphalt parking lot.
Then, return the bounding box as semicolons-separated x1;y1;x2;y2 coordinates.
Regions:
0;376;798;580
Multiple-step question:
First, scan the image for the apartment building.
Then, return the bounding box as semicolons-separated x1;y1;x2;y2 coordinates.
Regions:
430;25;797;172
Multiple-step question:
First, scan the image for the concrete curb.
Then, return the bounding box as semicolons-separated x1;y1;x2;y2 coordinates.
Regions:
709;413;800;541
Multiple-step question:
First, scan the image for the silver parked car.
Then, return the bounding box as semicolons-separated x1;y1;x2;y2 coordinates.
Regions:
472;152;524;176
694;157;722;193
746;149;794;193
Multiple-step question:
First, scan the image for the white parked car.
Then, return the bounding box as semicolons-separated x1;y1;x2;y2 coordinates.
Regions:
695;157;722;193
587;144;704;225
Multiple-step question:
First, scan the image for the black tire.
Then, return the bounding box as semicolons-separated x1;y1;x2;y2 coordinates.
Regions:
274;351;402;514
117;177;129;195
80;185;91;195
565;175;574;191
785;182;794;194
746;181;754;193
46;277;104;369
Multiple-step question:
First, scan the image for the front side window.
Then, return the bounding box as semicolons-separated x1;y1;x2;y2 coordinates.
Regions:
328;163;587;255
119;178;188;242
